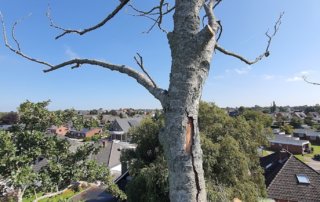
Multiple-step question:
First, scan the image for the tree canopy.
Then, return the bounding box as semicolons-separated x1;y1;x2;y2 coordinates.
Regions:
121;102;271;201
0;130;125;201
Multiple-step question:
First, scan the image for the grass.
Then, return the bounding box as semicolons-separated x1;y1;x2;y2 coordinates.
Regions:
294;144;320;162
23;188;84;202
261;149;274;157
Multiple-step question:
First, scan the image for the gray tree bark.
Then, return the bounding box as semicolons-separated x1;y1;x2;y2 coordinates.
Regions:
159;1;217;201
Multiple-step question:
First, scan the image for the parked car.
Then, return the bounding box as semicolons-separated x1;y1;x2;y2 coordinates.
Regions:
314;154;320;161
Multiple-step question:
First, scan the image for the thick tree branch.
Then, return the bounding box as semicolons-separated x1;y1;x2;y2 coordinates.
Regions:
198;0;219;45
203;0;216;29
215;12;284;65
1;13;166;104
47;0;130;40
44;59;166;103
303;76;320;85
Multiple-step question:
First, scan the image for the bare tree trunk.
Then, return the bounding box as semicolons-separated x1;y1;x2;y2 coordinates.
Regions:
159;1;216;201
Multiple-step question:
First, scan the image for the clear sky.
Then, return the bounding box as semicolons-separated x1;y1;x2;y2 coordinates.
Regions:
0;0;320;111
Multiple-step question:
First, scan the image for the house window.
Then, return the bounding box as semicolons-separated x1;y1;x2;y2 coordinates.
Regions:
296;174;310;184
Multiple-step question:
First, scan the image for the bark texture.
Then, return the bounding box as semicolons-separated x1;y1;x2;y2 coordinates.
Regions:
159;1;217;201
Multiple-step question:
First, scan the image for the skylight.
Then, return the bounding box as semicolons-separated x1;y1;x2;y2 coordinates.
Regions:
265;163;273;169
296;174;310;184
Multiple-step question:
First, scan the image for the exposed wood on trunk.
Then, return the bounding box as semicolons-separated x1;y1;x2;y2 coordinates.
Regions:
185;117;194;154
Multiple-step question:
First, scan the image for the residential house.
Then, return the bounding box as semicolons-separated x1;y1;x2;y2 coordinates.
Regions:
101;115;117;125
68;128;102;139
268;135;310;154
83;114;98;120
260;150;320;202
77;110;90;116
109;117;142;141
293;129;320;145
292;111;307;120
308;112;320;123
91;140;136;179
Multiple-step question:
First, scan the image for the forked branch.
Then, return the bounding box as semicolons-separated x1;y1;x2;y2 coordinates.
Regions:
1;12;53;67
128;0;174;33
47;0;130;39
0;12;166;104
215;12;284;65
134;53;158;88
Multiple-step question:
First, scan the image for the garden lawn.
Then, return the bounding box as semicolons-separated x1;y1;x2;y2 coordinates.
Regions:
23;188;84;202
294;144;320;162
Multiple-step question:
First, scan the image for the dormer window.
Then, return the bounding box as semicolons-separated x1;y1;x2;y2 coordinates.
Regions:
296;174;310;184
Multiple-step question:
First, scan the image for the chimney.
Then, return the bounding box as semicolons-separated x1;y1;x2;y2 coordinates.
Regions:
278;149;290;163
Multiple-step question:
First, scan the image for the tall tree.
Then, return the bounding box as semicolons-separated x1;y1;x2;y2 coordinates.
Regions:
1;2;282;201
0;130;125;202
18;100;55;132
122;102;270;201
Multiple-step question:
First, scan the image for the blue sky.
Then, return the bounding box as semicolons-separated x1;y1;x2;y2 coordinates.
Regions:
0;0;320;111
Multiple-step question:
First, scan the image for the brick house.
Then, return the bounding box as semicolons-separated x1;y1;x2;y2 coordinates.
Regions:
260;150;320;202
268;135;310;154
68;128;102;139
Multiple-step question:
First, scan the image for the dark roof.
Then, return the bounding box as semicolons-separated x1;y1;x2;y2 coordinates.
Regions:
260;150;320;201
294;129;320;137
269;135;310;146
91;140;136;169
32;159;48;172
91;141;113;168
112;117;143;133
115;118;131;133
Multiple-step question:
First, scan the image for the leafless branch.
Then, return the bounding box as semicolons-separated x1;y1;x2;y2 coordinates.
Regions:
43;59;166;102
213;0;223;10
0;13;166;103
216;20;222;42
1;12;53;67
215;12;284;65
128;1;174;33
303;76;320;85
46;0;130;40
134;53;158;88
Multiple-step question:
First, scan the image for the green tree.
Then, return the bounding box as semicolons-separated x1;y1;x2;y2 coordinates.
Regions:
18;100;55;132
290;117;303;128
304;116;314;127
280;124;294;134
83;118;99;129
122;102;269;202
270;101;277;113
0;130;124;201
